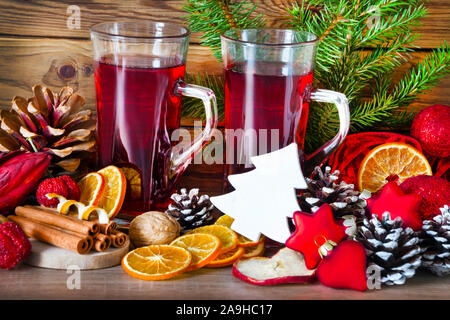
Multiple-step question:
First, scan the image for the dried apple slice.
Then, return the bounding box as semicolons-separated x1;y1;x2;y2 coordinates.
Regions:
232;247;316;286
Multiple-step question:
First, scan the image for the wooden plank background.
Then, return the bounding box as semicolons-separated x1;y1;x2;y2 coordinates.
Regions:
0;0;449;115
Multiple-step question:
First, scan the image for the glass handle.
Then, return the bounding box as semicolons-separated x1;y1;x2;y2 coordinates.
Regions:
171;81;218;176
305;89;350;174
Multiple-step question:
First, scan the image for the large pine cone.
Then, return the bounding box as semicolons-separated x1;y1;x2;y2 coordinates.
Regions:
298;166;368;219
166;188;214;233
0;85;96;175
420;205;450;276
357;212;421;286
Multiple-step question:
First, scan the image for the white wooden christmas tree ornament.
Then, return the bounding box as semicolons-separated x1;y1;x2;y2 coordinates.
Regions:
211;143;307;243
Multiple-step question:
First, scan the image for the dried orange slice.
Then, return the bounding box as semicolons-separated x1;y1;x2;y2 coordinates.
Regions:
170;233;221;271
215;215;264;247
238;235;265;247
215;214;234;227
206;246;245;268
186;225;238;254
78;172;105;206
122;245;191;281
358;142;432;192
118;164;142;201
242;241;265;259
97;166;127;219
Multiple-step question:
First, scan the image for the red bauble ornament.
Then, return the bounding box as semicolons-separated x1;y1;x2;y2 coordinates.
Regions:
411;104;450;158
316;240;368;291
400;175;450;220
286;204;347;269
367;181;423;231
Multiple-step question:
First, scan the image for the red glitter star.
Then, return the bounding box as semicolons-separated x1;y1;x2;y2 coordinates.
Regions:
285;203;346;270
367;181;423;231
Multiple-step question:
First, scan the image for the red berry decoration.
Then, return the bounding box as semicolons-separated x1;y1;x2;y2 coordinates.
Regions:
410;104;450;158
316;240;368;291
367;181;423;231
400;175;450;221
286;204;347;269
36;177;69;208
0;221;32;269
59;175;81;201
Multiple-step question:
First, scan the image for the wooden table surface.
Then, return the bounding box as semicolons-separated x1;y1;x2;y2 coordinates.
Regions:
1;263;449;300
1;164;449;300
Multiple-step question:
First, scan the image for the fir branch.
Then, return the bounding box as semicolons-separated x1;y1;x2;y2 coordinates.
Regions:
358;4;427;47
350;42;449;129
288;0;449;151
392;41;450;105
183;0;265;61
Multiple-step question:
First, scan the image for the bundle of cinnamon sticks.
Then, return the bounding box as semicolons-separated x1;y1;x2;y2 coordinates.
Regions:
9;206;128;254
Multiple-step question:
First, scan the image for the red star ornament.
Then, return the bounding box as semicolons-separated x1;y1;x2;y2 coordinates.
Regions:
285;203;347;270
367;181;423;231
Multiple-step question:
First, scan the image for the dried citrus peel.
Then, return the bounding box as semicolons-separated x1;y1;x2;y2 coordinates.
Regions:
46;193;109;224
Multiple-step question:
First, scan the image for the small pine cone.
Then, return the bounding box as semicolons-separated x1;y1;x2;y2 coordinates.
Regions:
166;188;214;233
420;205;450;276
298;166;368;219
357;212;421;286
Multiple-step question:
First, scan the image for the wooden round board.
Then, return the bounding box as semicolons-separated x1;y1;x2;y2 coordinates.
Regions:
25;238;130;270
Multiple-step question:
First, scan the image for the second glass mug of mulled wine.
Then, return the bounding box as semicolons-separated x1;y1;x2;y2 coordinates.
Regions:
90;22;218;213
221;29;350;177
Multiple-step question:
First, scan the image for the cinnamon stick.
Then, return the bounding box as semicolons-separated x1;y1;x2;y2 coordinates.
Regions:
99;221;117;235
94;233;111;252
9;215;93;254
111;230;127;248
16;206;100;236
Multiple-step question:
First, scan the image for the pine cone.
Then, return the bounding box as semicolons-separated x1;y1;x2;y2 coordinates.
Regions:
166;188;214;233
298;166;368;219
420;205;450;276
357;212;421;286
0;85;96;175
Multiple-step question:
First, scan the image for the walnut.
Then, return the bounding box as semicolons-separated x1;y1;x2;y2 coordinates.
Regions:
129;211;181;247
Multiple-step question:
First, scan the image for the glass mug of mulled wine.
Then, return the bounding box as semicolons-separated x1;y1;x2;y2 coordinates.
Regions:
221;29;350;178
90;22;218;213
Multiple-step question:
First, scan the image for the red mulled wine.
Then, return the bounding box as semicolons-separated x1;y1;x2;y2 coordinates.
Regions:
94;54;186;212
224;61;313;176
